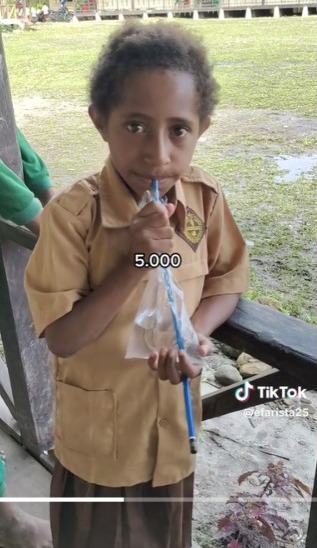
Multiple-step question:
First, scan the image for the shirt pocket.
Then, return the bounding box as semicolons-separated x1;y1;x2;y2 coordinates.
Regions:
55;381;117;459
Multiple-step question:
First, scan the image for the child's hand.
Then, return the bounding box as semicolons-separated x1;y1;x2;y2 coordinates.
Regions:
129;201;175;259
148;334;212;385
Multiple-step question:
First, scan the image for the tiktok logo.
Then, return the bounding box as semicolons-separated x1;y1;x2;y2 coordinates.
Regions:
235;381;255;402
235;382;305;402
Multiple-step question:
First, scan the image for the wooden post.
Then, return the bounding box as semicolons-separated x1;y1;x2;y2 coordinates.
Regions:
0;39;22;179
0;34;53;454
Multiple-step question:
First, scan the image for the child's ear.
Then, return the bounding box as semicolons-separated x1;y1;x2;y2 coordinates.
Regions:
199;117;210;137
88;105;108;141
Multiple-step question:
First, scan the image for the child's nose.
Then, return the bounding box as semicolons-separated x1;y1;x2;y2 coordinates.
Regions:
143;133;171;168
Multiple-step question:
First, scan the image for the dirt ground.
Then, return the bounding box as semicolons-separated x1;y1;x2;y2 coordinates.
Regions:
14;98;317;141
209;108;317;142
13;98;317;174
193;343;317;548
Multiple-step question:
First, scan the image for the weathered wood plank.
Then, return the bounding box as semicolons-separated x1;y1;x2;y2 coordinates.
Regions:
0;396;20;443
0;356;16;418
213;298;317;387
0;34;22;179
0;220;36;251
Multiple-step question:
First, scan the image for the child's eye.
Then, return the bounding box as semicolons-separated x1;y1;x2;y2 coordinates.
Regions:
172;126;189;137
127;122;145;134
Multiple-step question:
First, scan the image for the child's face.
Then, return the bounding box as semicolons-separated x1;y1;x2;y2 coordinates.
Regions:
90;69;209;200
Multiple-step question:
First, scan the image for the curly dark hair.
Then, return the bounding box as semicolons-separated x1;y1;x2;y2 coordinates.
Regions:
90;21;219;121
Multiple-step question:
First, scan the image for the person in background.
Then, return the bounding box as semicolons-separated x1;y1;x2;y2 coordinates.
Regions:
0;128;55;235
0;129;54;546
0;496;52;548
42;3;49;20
0;450;52;547
30;6;37;21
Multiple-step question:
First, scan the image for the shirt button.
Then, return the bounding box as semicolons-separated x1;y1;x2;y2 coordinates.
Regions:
158;419;169;428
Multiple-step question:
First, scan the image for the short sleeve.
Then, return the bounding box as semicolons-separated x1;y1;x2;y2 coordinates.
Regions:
202;189;249;298
17;128;52;195
0;158;42;225
24;198;90;337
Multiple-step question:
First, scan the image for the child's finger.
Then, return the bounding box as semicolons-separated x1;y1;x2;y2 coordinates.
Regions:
198;343;211;357
165;349;181;385
138;201;169;224
197;335;213;357
148;353;158;370
157;348;169;381
165;203;175;218
178;351;202;378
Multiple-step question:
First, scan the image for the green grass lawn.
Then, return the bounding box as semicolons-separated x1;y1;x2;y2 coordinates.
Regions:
3;18;317;114
2;17;317;322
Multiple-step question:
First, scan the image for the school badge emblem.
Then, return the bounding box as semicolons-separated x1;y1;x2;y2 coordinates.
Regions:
177;207;205;251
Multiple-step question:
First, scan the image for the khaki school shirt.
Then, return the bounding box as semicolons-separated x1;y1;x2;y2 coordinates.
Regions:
24;158;248;488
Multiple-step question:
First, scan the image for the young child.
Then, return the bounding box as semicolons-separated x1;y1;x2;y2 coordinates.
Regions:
0;128;54;235
24;22;248;548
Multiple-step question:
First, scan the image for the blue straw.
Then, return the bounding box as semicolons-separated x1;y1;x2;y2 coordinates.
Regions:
151;178;160;202
151;179;197;454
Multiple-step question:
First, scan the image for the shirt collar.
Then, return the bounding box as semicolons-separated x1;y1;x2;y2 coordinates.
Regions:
99;157;187;230
166;178;186;231
99;158;139;228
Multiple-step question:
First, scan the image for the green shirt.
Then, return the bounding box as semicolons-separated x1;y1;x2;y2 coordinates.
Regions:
0;128;52;225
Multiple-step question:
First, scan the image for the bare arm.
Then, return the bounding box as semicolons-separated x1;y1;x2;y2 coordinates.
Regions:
25;212;42;236
25;188;55;234
191;293;241;336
